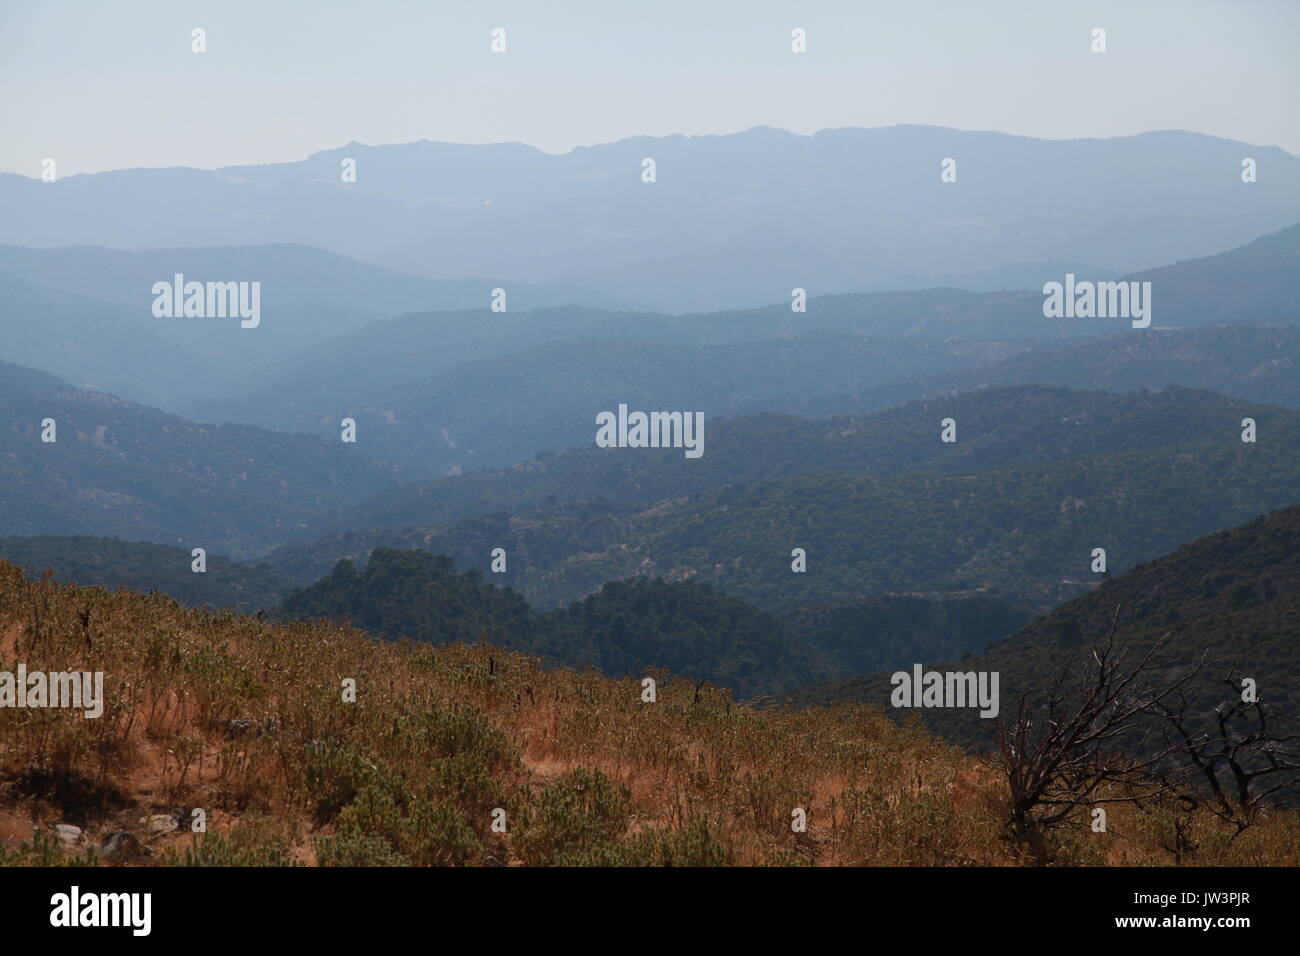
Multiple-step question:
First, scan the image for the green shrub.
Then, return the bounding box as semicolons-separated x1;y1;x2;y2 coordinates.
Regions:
515;769;632;866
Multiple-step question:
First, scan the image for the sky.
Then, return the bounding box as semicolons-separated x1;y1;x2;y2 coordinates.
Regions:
2;0;1297;176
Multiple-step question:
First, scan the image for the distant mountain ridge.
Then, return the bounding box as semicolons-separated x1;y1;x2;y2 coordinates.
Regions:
5;126;1296;311
0;243;640;411
185;225;1300;470
3;221;1293;445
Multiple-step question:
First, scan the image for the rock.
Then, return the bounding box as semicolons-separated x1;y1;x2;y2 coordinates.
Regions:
226;717;280;737
99;831;149;861
147;814;178;835
51;823;82;847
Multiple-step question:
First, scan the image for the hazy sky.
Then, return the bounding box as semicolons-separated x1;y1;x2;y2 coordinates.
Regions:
3;0;1297;176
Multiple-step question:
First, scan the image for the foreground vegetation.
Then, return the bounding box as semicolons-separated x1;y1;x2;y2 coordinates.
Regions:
1;561;1295;866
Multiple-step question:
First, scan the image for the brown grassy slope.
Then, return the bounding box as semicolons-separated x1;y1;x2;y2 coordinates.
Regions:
0;561;1296;866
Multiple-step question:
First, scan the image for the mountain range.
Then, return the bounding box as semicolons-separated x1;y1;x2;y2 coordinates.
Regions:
192;224;1300;474
5;126;1298;311
0;243;637;410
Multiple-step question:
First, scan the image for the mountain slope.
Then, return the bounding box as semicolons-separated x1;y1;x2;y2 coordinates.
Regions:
768;324;1300;419
209;335;1030;471
0;360;406;558
0;536;290;610
8;559;1292;866
190;226;1299;465
792;505;1300;752
783;595;1035;679
276;548;830;698
0;272;226;411
264;388;1300;611
0;243;639;411
280;385;1295;546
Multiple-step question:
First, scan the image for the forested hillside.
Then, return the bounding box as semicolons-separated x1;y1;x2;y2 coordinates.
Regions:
267;390;1300;611
767;324;1300;419
275;548;831;698
0;536;289;610
0;359;406;557
783;594;1034;677
794;505;1300;753
284;385;1292;554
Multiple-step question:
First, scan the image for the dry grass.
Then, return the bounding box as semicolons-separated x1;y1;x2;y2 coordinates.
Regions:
1;561;1296;866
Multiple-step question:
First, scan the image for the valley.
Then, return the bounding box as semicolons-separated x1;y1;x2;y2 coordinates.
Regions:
2;64;1297;882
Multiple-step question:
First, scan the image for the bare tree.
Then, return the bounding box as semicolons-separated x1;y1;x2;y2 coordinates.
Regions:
995;604;1300;857
995;606;1202;835
1152;673;1300;837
